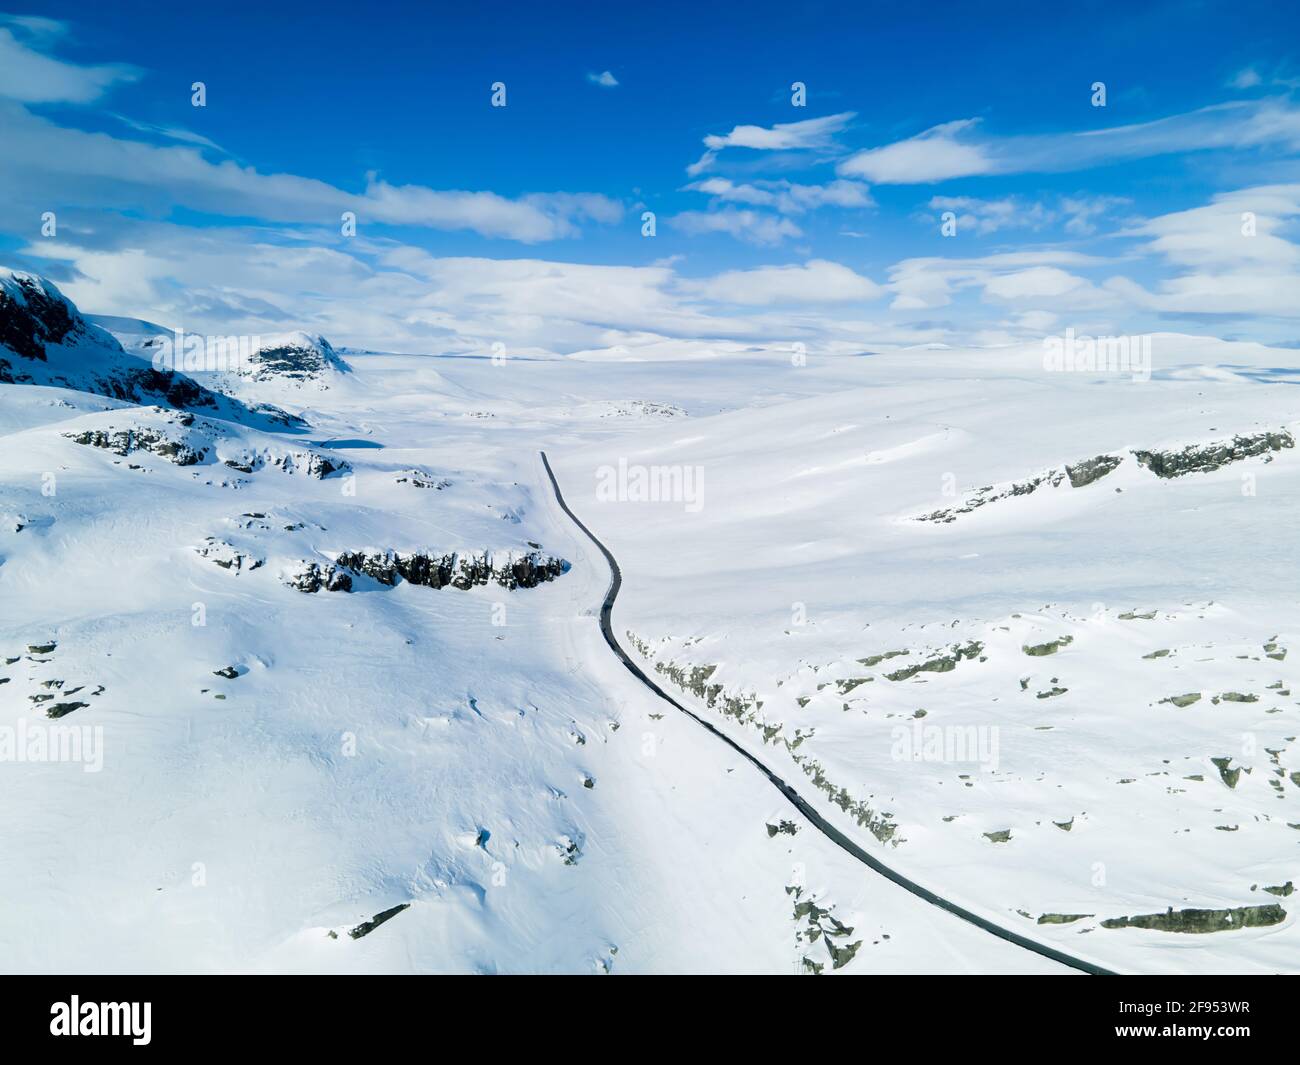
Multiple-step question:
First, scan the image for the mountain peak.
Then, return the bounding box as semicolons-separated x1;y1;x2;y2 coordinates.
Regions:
240;331;347;383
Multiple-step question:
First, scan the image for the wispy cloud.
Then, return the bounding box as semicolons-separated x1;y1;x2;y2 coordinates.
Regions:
687;111;855;175
920;193;1128;236
0;101;622;242
840;100;1300;184
108;113;226;152
686;260;882;304
669;208;802;244
686;176;873;214
0;22;139;103
586;70;619;87
1228;66;1263;89
925;195;1052;235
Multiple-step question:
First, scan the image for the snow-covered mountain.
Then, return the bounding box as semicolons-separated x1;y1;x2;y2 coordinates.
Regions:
2;270;1296;974
1;269;199;405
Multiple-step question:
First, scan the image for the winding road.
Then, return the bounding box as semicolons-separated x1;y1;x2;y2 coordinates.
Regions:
540;450;1119;977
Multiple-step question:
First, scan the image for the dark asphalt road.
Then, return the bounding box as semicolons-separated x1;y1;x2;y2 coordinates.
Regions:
540;450;1117;976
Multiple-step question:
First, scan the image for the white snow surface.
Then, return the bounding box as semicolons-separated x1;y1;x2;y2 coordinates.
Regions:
1;281;1296;974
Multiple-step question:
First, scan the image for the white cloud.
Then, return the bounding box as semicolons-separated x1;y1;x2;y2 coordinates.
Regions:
840;120;994;183
886;251;1110;310
0;25;139;103
669;208;802;245
0;102;622;243
1060;195;1129;236
687;111;854;173
982;266;1089;301
922;194;1126;236
839;100;1300;184
687;177;873;214
586;70;619;88
108;113;225;152
1124;183;1300;268
926;195;1052;235
1229;66;1263;89
687;260;883;305
1106;183;1300;317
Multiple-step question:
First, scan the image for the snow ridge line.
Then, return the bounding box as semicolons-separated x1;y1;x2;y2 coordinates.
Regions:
538;450;1118;976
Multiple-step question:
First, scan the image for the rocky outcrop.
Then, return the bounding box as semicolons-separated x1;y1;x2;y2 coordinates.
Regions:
1;269;308;432
348;902;409;940
1101;904;1284;933
884;640;984;680
627;630;899;845
789;884;862;973
237;332;348;385
1;270;226;410
0;271;81;362
194;538;264;572
1134;430;1293;478
916;467;1072;524
1023;635;1073;656
1065;453;1123;487
394;469;451;490
221;447;345;478
63;407;342;479
283;560;352;593
914;429;1295;524
65;411;208;466
335;549;567;590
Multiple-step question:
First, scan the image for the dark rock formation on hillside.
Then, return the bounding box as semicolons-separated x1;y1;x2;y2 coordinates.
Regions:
283;560;353;593
1133;430;1294;478
335;549;567;591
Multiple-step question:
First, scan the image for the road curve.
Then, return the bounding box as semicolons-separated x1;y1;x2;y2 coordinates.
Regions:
539;450;1119;977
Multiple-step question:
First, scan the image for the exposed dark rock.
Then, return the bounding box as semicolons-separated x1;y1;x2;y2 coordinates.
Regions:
884;640;983;681
0;272;79;361
65;422;207;466
916;468;1067;523
241;333;345;383
395;469;451;490
1101;904;1284;933
1065;454;1123;487
221;448;345;479
194;538;264;572
628;631;898;845
1210;757;1241;789
47;701;89;719
1023;635;1073;656
283;561;352;593
914;430;1294;525
1133;430;1293;478
335;549;566;591
789;885;861;972
348;902;410;939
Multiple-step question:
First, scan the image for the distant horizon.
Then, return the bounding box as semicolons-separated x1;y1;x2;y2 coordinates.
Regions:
2;1;1299;357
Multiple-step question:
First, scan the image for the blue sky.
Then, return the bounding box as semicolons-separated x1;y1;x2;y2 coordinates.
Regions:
2;1;1299;353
